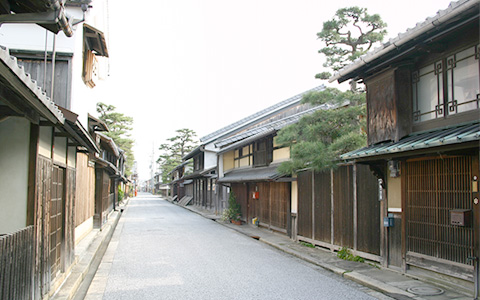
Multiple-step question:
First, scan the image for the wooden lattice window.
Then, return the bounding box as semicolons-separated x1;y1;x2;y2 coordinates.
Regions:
405;156;474;266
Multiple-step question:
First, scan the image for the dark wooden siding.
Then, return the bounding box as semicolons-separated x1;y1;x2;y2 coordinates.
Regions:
35;155;52;297
333;166;354;248
94;169;111;228
269;182;289;230
297;171;313;238
65;167;75;268
231;183;248;221
247;183;257;222
17;57;72;109
365;68;412;145
259;182;270;225
313;171;331;243
356;164;381;255
297;165;380;258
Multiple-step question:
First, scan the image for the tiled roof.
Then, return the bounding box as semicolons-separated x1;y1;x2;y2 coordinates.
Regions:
216;104;329;152
330;0;479;82
340;121;480;160
200;85;325;143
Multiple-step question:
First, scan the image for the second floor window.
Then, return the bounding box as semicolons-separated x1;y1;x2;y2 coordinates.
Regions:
253;136;273;167
412;44;479;122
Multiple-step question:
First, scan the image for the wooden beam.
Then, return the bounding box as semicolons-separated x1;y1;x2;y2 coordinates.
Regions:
39;120;54;127
0;105;22;117
0;84;40;124
54;131;69;137
27;123;39;226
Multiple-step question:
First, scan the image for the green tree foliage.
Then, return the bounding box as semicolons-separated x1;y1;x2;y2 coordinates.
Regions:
276;88;367;175
316;6;387;79
96;102;135;175
157;128;198;183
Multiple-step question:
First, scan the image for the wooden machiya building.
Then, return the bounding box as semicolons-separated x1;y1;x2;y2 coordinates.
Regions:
0;46;98;298
175;85;325;216
332;0;480;295
217;106;327;236
181;146;218;210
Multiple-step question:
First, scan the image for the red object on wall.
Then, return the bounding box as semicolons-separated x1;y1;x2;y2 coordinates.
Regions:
252;191;259;199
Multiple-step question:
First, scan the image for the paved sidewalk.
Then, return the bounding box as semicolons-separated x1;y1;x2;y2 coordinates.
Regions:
181;203;473;300
51;200;128;300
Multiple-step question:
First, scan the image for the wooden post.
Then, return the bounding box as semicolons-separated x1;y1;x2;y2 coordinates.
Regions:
472;153;479;299
353;164;358;252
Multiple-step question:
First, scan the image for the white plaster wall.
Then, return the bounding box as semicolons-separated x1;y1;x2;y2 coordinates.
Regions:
67;146;76;167
53;136;67;165
75;217;93;245
204;150;217;170
0;117;30;234
70;0;110;126
39;126;52;158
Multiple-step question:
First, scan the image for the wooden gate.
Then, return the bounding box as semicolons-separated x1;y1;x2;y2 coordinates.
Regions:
405;156;475;279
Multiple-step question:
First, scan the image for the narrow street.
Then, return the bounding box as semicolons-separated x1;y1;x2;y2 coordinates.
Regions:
81;194;379;300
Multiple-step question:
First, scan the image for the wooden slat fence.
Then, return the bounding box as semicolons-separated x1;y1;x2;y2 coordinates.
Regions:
297;164;380;260
0;226;35;300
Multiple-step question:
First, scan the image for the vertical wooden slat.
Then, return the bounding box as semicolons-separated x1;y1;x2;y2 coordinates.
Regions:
297;170;313;238
0;226;36;300
313;170;332;244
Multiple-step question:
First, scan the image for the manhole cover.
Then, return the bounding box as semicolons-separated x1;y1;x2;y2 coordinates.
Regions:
407;286;444;296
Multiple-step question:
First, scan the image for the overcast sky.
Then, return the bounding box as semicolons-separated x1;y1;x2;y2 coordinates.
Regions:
95;0;454;180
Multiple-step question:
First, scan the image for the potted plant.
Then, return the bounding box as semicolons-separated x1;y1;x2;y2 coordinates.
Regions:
222;191;242;225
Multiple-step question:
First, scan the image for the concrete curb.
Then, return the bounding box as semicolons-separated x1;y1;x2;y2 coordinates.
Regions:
52;200;127;300
170;200;474;300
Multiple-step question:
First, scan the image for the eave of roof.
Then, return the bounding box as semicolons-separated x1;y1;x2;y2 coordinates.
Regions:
217;164;287;183
340;121;480;161
58;106;99;153
330;0;479;83
97;132;119;157
88;113;109;132
0;46;64;124
0;0;74;37
183;145;203;161
200;85;325;144
216;104;329;153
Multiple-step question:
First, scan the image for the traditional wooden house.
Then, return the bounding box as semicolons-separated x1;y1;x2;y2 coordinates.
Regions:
332;0;480;294
177;86;325;215
215;92;329;236
168;161;189;202
181;146;218;210
88;114;127;228
0;45;98;299
0;1;115;298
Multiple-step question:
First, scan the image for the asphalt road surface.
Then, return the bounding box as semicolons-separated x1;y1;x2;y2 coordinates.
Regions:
91;194;378;300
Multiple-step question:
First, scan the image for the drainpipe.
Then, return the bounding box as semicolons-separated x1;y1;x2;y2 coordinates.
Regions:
47;0;73;37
